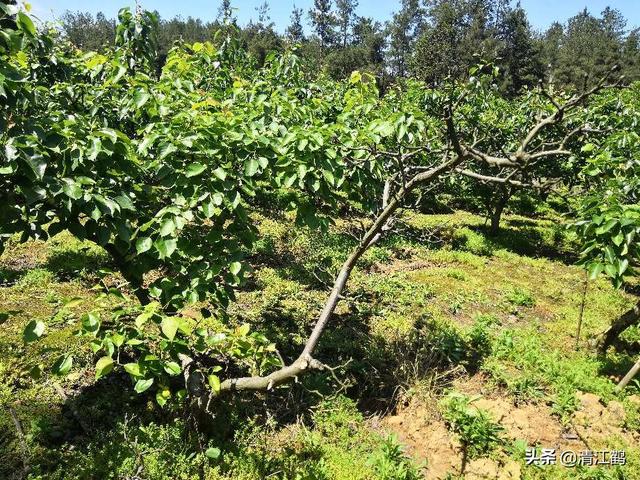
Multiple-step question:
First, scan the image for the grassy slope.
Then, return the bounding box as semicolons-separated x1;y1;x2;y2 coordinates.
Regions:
0;211;638;480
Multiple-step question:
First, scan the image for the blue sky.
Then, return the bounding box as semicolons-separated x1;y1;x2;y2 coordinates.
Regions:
30;0;639;33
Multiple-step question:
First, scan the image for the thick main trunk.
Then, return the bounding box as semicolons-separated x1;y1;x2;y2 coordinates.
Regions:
489;188;510;235
597;300;640;354
489;207;504;235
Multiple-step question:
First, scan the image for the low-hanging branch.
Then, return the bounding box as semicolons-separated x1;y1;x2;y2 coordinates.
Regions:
202;75;620;400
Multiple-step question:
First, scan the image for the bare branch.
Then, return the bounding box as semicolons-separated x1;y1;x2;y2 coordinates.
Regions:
455;169;527;187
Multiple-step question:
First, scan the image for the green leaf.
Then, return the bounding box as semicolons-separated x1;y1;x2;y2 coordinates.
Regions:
111;333;125;347
581;143;595;153
23;320;45;343
208;374;221;392
25;154;46;180
155;239;177;259
52;354;73;376
81;312;101;335
212;192;224;206
62;179;83;200
618;259;629;276
136;237;153;254
236;323;250;337
115;195;135;211
201;200;216;218
134;378;154;394
588;262;604;280
244;158;259;177
322;169;335;185
124;362;143;377
95;356;114;379
158;143;177;160
213;167;227;181
205;447;221;459
164;361;182;376
229;261;242;276
17;11;36;36
161;317;179;341
604;245;616;264
159;218;176;237
604;263;618;278
186;163;207;178
133;89;150;108
612;232;625;246
596;219;618;235
156;386;171;406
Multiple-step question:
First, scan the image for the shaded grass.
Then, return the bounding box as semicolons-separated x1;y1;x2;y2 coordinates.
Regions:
0;210;639;479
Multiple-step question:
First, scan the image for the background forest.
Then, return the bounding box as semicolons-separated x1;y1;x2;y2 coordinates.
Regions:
60;0;640;93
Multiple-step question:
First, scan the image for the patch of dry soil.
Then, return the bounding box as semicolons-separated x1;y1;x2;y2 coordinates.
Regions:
382;379;638;479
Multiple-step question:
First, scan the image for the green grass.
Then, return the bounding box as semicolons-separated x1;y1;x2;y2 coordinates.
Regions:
1;210;639;479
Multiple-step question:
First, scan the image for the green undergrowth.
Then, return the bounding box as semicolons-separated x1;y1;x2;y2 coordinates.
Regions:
1;211;639;479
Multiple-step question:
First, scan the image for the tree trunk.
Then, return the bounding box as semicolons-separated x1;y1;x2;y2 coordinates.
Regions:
489;206;504;235
104;244;151;306
615;356;640;393
597;300;640;354
489;189;510;236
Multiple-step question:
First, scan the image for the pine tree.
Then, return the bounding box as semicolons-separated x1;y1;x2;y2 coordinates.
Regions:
387;0;424;77
309;0;337;49
539;22;564;83
287;6;305;43
411;0;496;84
335;0;358;48
217;0;233;22
256;1;271;28
622;28;640;82
497;4;543;96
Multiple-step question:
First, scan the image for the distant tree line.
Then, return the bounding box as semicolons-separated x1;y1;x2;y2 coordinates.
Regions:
58;0;640;94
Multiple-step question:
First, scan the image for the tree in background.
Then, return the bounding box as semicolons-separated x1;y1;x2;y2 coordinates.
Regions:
60;11;115;51
309;0;337;49
496;3;543;96
387;0;424;78
552;8;625;89
335;0;358;48
411;0;500;85
217;0;233;21
243;2;283;66
622;28;640;81
56;1;640;88
538;21;564;84
286;5;305;43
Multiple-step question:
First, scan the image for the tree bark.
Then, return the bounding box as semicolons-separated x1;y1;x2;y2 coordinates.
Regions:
615;356;640;393
597;300;640;354
489;187;511;236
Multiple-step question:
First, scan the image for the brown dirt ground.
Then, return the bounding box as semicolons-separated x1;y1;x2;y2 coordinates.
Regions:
380;375;639;479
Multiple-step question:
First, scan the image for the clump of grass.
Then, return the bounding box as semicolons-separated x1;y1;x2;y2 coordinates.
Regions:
439;392;504;459
46;232;109;279
483;327;616;411
551;385;580;425
465;314;500;363
445;268;468;281
505;287;535;308
367;435;422;480
16;268;55;288
452;227;495;256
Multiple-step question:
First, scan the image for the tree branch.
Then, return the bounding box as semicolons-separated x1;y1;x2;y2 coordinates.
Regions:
211;154;468;396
